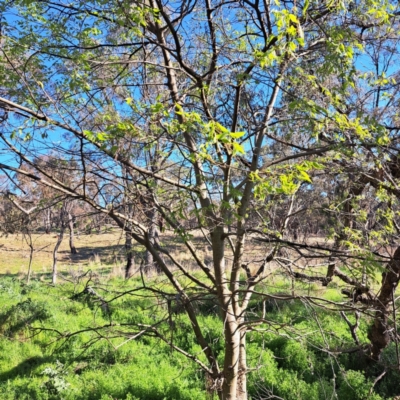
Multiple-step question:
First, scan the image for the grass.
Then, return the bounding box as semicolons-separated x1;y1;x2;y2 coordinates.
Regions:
0;269;399;399
0;229;268;277
0;273;397;400
0;231;131;276
0;229;325;277
0;276;207;400
0;232;399;399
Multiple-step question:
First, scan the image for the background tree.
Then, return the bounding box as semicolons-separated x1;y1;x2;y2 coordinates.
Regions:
1;191;38;283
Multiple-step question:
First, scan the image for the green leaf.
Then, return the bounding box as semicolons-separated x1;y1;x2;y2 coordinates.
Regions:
298;170;312;183
83;130;95;141
215;122;229;134
96;132;108;142
230;131;245;139
232;142;245;155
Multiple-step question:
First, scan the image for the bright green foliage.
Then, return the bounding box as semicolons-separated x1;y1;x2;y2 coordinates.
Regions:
0;277;206;400
338;370;383;400
0;276;397;399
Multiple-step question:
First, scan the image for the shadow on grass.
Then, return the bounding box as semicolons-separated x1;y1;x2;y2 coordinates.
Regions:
60;243;126;264
0;272;21;278
0;268;114;280
0;355;54;380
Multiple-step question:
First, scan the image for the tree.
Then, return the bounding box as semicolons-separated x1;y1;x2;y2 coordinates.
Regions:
1;191;38;283
0;0;400;398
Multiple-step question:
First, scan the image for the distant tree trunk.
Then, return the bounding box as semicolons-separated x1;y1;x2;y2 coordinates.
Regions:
144;206;161;273
125;231;134;279
52;232;64;284
44;208;51;233
24;228;34;285
27;243;34;284
4;194;37;283
52;207;66;285
68;212;77;254
122;166;135;279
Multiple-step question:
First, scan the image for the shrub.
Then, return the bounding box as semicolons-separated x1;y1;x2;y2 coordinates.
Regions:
337;370;382;400
0;298;51;338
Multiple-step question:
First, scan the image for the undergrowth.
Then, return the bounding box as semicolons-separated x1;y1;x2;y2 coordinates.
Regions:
0;275;398;399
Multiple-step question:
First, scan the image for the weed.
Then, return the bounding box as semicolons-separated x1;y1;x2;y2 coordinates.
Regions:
41;360;70;398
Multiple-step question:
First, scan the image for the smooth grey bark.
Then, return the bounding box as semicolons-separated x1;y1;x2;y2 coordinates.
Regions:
24;229;34;285
52;207;67;285
68;212;77;254
52;230;64;284
211;225;241;400
237;331;248;400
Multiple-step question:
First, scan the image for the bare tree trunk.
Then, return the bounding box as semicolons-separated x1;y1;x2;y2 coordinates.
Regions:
52;231;64;285
368;245;400;361
5;194;37;283
68;212;77;254
144;206;161;273
221;327;240;400
211;225;241;400
44;208;51;234
125;231;134;279
52;207;67;285
24;229;34;285
122;167;134;279
237;331;247;400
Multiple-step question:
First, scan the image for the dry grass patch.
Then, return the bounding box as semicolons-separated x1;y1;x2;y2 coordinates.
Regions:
0;231;129;275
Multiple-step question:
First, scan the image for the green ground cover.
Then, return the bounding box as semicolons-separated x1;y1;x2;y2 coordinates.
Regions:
0;274;398;400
